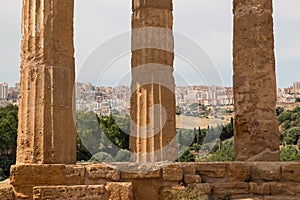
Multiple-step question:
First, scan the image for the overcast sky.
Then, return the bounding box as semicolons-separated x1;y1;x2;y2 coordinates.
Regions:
0;0;299;88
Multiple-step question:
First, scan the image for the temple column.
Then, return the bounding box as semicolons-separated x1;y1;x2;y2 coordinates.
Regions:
130;0;177;162
16;0;76;164
233;0;280;161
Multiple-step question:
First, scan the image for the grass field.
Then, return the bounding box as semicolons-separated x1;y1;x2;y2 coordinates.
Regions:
176;115;232;129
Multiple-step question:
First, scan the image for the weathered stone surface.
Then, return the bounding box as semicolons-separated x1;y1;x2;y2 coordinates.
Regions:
33;185;107;200
85;164;120;181
120;163;161;179
213;182;250;195
281;163;300;182
132;8;173;29
227;162;250;182
183;163;196;175
161;184;210;200
196;163;227;178
228;195;263;200
130;0;176;162
249;182;270;195
267;182;300;195
0;184;15;200
132;0;173;11
105;182;133;200
264;195;300;200
17;0;76;164
7;162;300;199
184;174;202;184
250;162;281;181
233;0;280;161
10;164;85;186
130;179;162;200
162;163;183;181
121;170;161;179
131;49;174;68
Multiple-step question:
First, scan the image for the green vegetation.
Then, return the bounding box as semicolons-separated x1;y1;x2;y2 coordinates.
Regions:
280;145;300;161
277;106;300;161
176;117;235;162
76;112;130;162
0;105;18;181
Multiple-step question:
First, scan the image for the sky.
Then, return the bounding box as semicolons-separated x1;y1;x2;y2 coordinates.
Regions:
0;0;299;88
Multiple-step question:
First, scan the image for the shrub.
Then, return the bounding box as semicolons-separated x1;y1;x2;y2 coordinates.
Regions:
280;145;300;161
115;149;131;162
90;152;114;162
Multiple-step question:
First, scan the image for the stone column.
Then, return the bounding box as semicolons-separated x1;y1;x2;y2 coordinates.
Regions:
16;0;76;164
130;0;177;162
233;0;280;161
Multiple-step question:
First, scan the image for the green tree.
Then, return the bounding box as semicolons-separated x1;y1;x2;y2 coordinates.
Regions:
281;127;300;145
0;105;18;180
280;145;300;161
203;138;235;162
115;149;131;162
177;128;194;147
100;114;129;150
177;147;195;162
276;107;284;116
220;118;234;141
76;111;102;156
90;152;114;162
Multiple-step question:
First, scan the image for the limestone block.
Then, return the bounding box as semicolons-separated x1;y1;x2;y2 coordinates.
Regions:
0;185;15;200
132;8;173;29
130;179;162;200
85;164;120;181
33;185;107;200
121;170;161;179
131;49;174;68
195;163;227;178
267;182;300;195
264;195;300;200
132;0;172;11
160;184;212;199
162;163;183;181
160;185;210;200
184;174;201;184
13;186;33;199
227;162;250;182
105;182;133;200
118;162;161;179
250;162;281;181
228;195;263;200
182;163;196;175
281;163;300;182
212;182;250;195
161;181;180;187
191;184;212;194
249;182;270;195
131;27;174;52
10;164;85;186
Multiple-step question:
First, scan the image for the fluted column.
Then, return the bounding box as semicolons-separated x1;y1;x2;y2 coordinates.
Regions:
16;0;76;164
130;0;177;162
233;0;280;161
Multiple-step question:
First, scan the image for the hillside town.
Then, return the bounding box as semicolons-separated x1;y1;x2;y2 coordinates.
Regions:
1;81;300;117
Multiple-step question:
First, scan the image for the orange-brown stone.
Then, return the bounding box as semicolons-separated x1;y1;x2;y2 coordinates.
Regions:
233;0;280;161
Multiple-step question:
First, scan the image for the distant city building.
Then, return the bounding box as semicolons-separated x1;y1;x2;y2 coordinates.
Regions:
0;82;8;99
1;81;300;108
293;82;300;94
